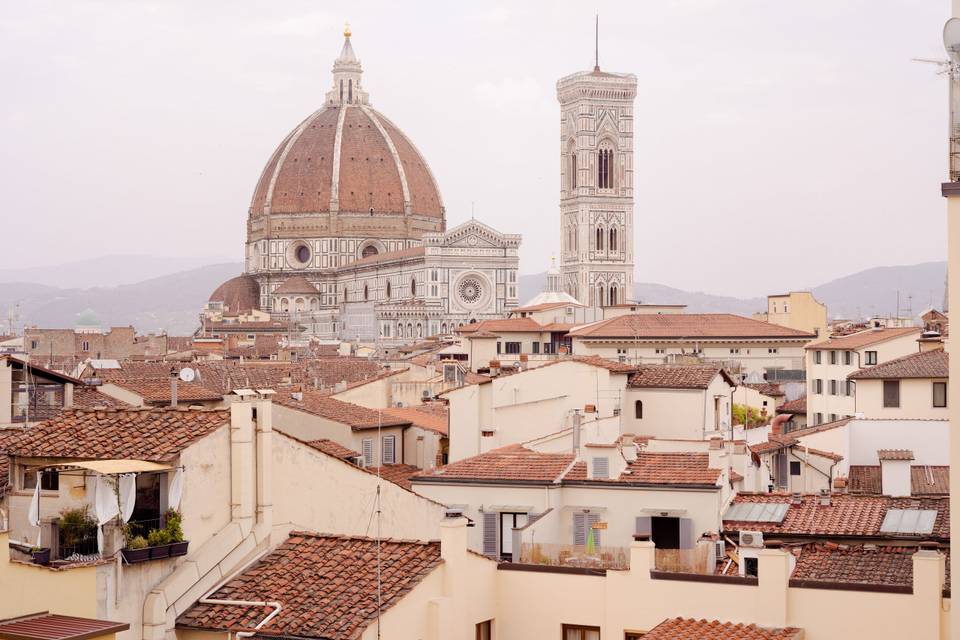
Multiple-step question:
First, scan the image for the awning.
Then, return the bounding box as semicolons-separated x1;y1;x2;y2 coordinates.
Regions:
64;460;172;475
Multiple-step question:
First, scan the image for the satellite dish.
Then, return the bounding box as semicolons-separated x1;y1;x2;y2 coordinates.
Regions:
944;18;960;64
179;367;196;383
513;361;522;370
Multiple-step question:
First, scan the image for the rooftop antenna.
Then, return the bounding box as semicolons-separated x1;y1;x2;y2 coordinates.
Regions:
594;14;600;71
915;18;960;180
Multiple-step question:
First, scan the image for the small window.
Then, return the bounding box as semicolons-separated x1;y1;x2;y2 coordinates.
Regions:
505;342;521;354
768;348;779;354
81;340;90;352
362;439;374;467
382;435;397;465
30;340;39;350
813;379;823;394
790;461;801;476
625;634;645;640
814;351;822;365
729;348;740;355
814;412;823;425
476;620;492;640
364;285;369;301
882;380;900;408
844;350;853;365
933;382;947;408
532;342;540;354
634;400;643;419
865;351;878;365
496;342;502;354
564;624;601;640
829;413;837;422
386;281;391;299
829;350;837;365
22;469;59;491
829;380;837;395
411;278;417;296
655;348;666;355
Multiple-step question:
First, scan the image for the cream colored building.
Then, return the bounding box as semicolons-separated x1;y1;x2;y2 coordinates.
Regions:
848;349;948;420
754;291;828;338
805;327;922;425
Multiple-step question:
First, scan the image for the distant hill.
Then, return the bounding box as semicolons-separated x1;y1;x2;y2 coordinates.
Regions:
0;259;945;336
520;261;947;320
0;255;236;289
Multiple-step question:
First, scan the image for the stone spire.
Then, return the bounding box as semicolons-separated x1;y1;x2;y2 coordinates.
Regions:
326;23;369;106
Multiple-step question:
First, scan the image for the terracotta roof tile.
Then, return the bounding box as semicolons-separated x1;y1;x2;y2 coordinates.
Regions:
458;317;545;334
848;348;947;380
414;444;574;484
382;405;448;435
0;428;26;495
627;364;731;390
565;452;721;486
72;386;133;409
273;275;320;295
791;543;944;590
569;314;816;340
305;438;360;460
0;613;129;640
367;464;421;490
742;382;785;397
723;493;949;539
878;449;915;461
806;327;921;350
176;533;441;639
643;617;803;639
273;390;410;430
106;379;222;404
778;396;806;414
6;407;230;463
848;465;949;496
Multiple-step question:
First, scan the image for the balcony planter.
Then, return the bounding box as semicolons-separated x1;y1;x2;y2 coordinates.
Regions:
149;544;171;560
168;541;190;557
31;548;51;565
122;547;152;564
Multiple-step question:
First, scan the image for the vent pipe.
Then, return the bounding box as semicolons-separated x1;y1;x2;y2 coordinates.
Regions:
572;409;582;456
170;367;178;408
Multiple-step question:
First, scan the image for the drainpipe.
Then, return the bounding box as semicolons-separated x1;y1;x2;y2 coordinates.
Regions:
197;547;282;639
572;409;581;458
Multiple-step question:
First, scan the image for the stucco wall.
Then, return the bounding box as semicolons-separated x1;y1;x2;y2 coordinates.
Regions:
855;378;949;420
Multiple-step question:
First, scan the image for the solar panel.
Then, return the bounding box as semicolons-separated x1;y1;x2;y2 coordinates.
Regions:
723;502;789;523
879;509;938;535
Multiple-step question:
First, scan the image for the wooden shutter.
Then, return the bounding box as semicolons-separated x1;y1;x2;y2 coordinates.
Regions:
573;513;586;546
883;381;900;408
678;518;694;549
635;516;652;538
382;435;396;464
482;512;498;556
362;439;373;467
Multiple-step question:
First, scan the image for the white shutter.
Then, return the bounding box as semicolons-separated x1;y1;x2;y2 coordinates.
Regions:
592;457;609;479
482;512;498;556
573;513;587;546
382;435;396;465
679;517;694;549
362;439;373;467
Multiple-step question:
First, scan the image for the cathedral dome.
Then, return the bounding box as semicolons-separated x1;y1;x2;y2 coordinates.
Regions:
248;31;444;223
209;275;260;314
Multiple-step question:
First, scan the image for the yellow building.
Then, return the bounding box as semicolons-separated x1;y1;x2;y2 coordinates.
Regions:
754;291;828;338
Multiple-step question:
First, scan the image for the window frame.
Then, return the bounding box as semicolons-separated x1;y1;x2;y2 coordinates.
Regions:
933;381;947;408
882;380;901;408
865;350;878;365
382;435;397;465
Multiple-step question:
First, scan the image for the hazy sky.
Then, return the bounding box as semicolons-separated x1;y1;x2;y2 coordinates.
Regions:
0;1;950;296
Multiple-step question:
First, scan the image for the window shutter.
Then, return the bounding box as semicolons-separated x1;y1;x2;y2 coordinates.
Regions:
635;516;652;538
362;439;373;467
482;512;498;556
592;457;609;479
382;435;396;465
573;513;586;546
678;518;694;549
588;513;601;547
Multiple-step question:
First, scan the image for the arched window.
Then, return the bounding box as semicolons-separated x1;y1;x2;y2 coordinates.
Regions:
310;298;319;311
364;285;369;301
386;281;391;299
596;227;604;251
609;227;617;252
635;400;643;419
570;152;578;189
411;278;417;296
280;298;289;312
362;245;379;259
441;322;447;334
339;79;344;102
597;147;613;189
596;285;605;307
609;285;618;306
295;298;305;312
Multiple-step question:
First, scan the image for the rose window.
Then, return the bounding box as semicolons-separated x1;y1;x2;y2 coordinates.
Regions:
458;278;482;304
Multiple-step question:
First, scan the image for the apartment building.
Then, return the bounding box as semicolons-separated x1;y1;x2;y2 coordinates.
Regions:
753;291;828;338
847;349;948;419
804;327;921;425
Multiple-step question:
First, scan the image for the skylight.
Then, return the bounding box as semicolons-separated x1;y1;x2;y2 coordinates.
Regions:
723;502;789;523
879;509;937;535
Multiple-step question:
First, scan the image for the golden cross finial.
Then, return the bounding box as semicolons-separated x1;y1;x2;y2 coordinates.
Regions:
344;21;352;38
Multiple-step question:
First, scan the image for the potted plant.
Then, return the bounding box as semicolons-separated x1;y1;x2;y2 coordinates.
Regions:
31;547;50;565
147;528;172;559
164;509;189;557
58;506;97;557
122;535;151;564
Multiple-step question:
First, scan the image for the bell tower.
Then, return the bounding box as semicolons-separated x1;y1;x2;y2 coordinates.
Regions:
556;41;637;307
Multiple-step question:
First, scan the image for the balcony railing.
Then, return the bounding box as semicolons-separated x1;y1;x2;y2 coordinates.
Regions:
518;542;629;571
654;547;713;574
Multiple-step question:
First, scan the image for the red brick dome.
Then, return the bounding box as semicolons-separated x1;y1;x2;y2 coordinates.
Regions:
248;104;444;220
209;275;260;314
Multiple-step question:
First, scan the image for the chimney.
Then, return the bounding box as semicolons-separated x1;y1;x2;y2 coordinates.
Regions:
169;366;178;408
770;414;789;436
791;492;803;505
519;354;529;370
818;489;831;506
489;360;501;376
879;450;914;497
572;409;582;456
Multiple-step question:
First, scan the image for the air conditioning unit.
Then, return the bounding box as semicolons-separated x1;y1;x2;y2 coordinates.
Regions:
739;530;764;548
422;390;431;399
613;407;621;417
715;540;726;561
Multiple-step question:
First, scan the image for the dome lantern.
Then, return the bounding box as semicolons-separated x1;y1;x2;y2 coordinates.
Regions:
326;24;368;106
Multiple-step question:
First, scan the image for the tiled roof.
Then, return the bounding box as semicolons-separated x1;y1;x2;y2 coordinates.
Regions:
106;379;222;404
781;416;852;438
273;275;320;295
72;386;133;409
382;405;448;435
790;543;944;590
7;407;230;463
571;355;641;373
0;613;129;640
743;382;785;397
627;364;730;390
566;452;722;486
568;314;816;340
177;533;441;639
805;327;921;350
413;444;575;484
878;449;915;461
642;618;802;639
848;465;949;496
541;322;579;332
749;434;842;462
367;464;421;490
848;349;947;380
273;390;410;430
305;439;360;460
723;493;949;539
208;275;260;313
0;428;26;495
458;317;545;334
778;396;806;414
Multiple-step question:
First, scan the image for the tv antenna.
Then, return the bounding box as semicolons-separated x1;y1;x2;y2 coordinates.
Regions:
915;18;960;181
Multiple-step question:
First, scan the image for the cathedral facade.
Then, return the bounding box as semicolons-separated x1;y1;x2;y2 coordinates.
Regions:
557;63;637;307
207;28;520;343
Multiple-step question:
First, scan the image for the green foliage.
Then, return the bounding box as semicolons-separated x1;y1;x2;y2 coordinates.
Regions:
126;535;149;550
732;404;765;426
58;506;97;547
147;528;171;547
164;509;184;543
